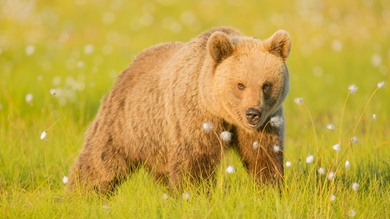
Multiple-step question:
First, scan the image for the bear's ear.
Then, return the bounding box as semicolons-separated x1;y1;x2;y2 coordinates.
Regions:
263;30;291;61
207;32;235;63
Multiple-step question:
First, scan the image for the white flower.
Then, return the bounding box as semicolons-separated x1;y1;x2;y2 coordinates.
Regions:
285;161;292;167
84;44;94;54
62;176;69;184
345;160;351;169
351;136;358;144
220;131;232;142
76;61;84;68
317;167;326;175
372;114;377;120
202;122;214;133
162;193;169;200
306;155;314;163
270;116;284;128
273;145;280;152
330;194;336;201
52;76;62;86
332;39;343;52
226;165;235;174
252;141;259;150
182;191;190;200
347;209;356;217
294;97;303;105
352;182;359;191
50;88;57;96
25;45;35;55
25;93;33;103
371;54;382;67
377;81;385;89
102;205;110;210
326;124;335;130
348;84;358;94
40;131;47;140
332;143;341;152
327;171;335;180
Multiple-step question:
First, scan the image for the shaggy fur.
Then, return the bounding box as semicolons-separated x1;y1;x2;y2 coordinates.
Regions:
68;26;291;193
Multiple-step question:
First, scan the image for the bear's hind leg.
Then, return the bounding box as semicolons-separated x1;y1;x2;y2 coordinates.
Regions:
68;143;133;194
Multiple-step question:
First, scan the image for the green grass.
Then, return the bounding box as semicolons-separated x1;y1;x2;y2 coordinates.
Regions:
1;0;389;218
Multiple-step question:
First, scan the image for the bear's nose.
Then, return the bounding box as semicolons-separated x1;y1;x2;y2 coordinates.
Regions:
245;108;261;122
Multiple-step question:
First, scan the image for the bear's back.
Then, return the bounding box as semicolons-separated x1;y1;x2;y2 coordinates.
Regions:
117;42;184;87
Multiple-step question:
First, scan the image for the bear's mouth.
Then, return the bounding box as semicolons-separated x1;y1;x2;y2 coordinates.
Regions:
244;107;263;130
245;122;260;129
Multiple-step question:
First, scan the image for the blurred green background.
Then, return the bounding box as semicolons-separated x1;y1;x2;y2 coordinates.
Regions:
2;0;389;109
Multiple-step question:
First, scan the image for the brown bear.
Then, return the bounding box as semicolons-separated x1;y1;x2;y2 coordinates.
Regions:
68;26;291;194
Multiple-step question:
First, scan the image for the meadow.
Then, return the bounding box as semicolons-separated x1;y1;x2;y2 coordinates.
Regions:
1;0;389;218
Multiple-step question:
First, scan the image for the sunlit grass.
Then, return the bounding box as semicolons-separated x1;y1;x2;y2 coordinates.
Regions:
1;0;390;218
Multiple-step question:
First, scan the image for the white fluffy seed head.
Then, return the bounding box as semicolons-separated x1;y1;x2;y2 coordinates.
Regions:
25;45;35;55
327;171;335;180
306;155;314;163
219;131;232;142
25;93;33;103
40;131;47;140
351;136;358;144
202;122;214;133
377;81;385;89
273;145;281;152
330;194;336;201
62;176;69;184
252;141;259;150
348;84;358;94
182;192;190;200
318;167;326;175
270;116;284;128
345;160;351;169
332;143;341;152
352;182;359;191
84;44;94;54
226;165;235;174
50;88;57;96
326;124;335;130
285;161;292;167
347;209;356;217
294;97;303;105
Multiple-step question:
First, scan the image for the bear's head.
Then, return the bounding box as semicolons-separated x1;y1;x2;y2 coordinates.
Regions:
203;29;291;131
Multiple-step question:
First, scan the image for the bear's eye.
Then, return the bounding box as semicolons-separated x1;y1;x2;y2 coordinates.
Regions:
262;83;272;92
238;83;245;90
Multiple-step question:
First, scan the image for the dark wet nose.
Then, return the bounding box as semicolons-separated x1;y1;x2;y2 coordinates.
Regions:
246;108;261;124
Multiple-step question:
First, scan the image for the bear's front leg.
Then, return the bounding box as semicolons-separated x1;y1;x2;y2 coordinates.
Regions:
236;122;284;185
167;142;222;191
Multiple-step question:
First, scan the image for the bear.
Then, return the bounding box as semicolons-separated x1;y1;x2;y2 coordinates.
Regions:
67;26;291;194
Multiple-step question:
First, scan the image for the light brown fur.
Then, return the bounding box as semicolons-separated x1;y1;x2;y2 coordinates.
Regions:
68;26;291;193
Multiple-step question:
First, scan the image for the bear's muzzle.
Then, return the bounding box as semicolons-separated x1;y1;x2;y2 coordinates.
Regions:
245;108;261;128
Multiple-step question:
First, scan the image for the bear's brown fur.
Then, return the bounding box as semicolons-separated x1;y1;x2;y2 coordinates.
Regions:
68;26;291;193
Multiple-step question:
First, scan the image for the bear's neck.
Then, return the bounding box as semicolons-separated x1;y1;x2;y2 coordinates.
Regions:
198;58;225;117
